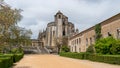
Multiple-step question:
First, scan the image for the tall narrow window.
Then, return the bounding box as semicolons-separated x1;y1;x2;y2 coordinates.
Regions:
77;39;78;45
108;32;112;36
86;38;88;46
90;37;92;45
79;48;81;52
93;35;96;42
59;15;61;19
79;38;81;44
63;30;65;36
75;46;77;52
117;29;120;39
53;31;55;37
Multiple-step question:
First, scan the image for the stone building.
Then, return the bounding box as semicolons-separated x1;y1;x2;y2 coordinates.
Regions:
38;11;77;50
69;13;120;53
31;39;39;47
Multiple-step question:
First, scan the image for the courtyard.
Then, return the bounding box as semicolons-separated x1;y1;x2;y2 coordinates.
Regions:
13;54;120;68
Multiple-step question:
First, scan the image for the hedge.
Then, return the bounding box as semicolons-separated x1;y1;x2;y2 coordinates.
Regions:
87;54;120;64
0;53;24;68
14;53;24;62
60;52;120;65
0;57;11;68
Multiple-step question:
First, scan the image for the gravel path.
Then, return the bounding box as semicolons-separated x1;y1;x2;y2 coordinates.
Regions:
12;54;120;68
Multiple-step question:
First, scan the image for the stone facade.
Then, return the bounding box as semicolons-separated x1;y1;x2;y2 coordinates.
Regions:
31;39;39;47
69;13;120;53
38;11;77;49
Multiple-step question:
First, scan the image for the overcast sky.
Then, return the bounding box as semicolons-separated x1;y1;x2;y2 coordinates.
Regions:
4;0;120;39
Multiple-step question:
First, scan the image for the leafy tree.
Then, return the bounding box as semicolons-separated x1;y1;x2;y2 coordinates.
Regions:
110;40;120;55
0;1;32;53
95;36;120;55
0;2;22;47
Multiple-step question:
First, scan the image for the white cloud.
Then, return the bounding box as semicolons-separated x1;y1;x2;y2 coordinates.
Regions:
4;0;120;39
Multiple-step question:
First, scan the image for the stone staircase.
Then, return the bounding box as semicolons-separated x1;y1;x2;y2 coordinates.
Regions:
39;47;49;54
23;46;49;54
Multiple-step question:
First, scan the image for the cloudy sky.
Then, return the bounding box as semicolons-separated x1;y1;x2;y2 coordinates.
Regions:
4;0;120;39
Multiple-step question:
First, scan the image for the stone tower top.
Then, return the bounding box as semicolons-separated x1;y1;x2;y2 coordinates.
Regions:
56;10;63;14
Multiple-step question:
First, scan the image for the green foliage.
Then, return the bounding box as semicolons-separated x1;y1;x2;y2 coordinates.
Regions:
60;52;120;65
61;45;70;52
95;36;120;55
14;53;24;62
110;40;120;54
86;45;96;54
0;53;24;68
0;1;32;53
88;54;120;65
10;47;23;54
0;54;14;68
95;24;102;40
60;52;86;59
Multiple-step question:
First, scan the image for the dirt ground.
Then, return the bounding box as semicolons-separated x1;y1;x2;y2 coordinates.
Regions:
12;54;120;68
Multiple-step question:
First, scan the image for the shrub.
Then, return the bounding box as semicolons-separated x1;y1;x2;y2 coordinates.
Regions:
95;36;120;55
110;40;120;55
87;54;120;65
60;52;86;59
60;52;120;65
0;57;11;68
61;45;70;52
0;53;24;68
0;60;3;68
0;54;14;68
14;53;24;62
86;45;96;54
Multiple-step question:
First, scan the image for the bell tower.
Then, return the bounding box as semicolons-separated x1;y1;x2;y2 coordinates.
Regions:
55;11;63;38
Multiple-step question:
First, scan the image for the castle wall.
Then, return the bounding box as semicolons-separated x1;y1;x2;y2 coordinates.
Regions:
69;13;120;52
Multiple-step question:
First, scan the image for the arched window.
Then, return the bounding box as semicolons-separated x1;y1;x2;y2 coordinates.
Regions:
58;15;61;19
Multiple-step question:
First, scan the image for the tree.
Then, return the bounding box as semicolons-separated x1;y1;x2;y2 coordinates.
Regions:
0;2;22;48
110;40;120;55
95;36;120;55
0;1;32;53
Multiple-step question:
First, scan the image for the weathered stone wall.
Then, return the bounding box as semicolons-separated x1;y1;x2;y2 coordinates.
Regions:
69;13;120;53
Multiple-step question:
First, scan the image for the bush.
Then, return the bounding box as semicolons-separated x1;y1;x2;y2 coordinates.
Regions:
95;36;120;55
0;57;11;68
0;60;3;68
87;54;120;65
60;52;120;65
60;52;86;59
110;40;120;55
0;53;24;68
61;45;70;52
0;54;15;68
14;53;24;62
86;45;96;54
